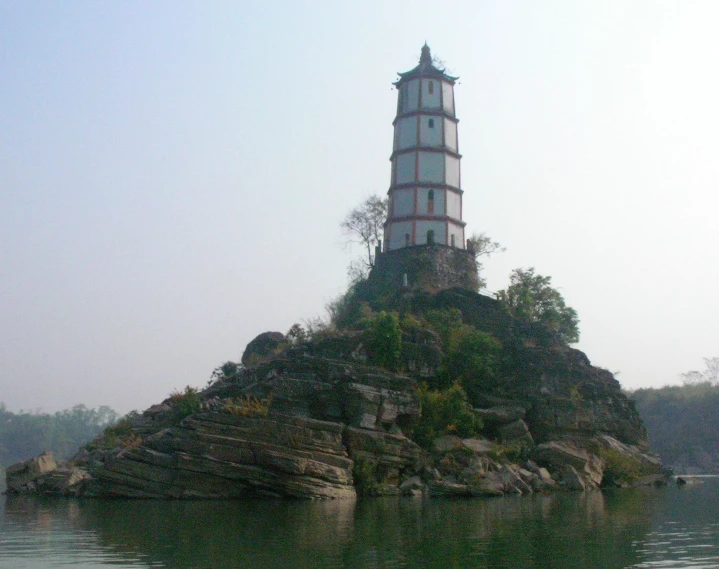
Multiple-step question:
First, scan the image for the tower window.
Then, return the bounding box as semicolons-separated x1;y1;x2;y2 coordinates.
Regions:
405;233;411;247
451;234;456;247
427;230;435;244
427;190;434;214
428;81;434;95
428;118;434;129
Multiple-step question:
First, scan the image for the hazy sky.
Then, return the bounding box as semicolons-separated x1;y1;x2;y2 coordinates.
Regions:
2;1;719;414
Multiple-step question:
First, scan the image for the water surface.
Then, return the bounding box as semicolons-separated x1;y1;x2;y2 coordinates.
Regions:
2;478;718;568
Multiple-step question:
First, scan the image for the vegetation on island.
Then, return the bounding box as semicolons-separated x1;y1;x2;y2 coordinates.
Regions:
266;195;582;455
340;195;388;284
629;358;719;473
4;196;644;497
497;268;580;344
0;403;118;485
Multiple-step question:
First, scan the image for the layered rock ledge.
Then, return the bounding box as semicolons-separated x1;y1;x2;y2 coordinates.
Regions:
5;289;668;499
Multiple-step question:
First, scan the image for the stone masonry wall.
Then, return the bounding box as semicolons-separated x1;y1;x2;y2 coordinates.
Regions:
368;245;479;294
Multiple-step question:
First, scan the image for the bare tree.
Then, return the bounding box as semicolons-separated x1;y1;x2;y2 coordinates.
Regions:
340;195;388;279
466;232;505;260
466;232;506;288
682;357;719;385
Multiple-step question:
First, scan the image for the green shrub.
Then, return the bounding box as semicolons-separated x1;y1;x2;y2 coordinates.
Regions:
286;323;308;344
210;361;243;384
93;411;141;449
170;386;202;422
439;326;501;395
399;312;425;334
424;308;463;347
223;396;271;418
352;457;381;496
488;441;530;463
366;311;402;370
600;448;645;486
413;383;484;448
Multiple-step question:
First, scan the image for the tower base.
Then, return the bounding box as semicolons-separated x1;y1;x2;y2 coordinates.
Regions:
368;244;479;294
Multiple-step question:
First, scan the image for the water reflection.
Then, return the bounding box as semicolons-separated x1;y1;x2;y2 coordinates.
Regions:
1;489;654;569
4;483;718;569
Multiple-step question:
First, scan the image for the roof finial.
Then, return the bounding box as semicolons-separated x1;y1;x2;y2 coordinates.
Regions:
420;42;432;66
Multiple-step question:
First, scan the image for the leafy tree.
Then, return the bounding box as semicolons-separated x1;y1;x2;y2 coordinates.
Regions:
0;403;119;468
497;267;580;343
366;311;402;370
442;326;502;392
286;323;308;344
424;308;464;348
630;380;719;473
340;195;388;282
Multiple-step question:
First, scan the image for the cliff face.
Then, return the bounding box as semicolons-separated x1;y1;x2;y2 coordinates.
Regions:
5;289;662;499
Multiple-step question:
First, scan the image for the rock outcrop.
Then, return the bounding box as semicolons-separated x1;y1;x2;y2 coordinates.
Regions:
91;413;355;499
5;288;666;499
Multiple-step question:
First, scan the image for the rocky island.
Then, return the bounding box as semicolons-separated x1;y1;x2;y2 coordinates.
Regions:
5;45;667;500
5;285;665;499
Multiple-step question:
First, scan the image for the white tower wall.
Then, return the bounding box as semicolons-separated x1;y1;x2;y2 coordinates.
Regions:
384;45;467;253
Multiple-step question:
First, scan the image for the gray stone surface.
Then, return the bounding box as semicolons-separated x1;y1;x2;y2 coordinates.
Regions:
6;452;58;493
368;244;480;293
433;436;464;453
499;420;534;445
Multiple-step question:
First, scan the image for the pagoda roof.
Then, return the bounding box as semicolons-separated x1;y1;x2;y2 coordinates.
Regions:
394;43;458;85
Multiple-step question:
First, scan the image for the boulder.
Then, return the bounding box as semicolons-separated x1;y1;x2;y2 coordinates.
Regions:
34;467;91;496
241;331;287;366
534;440;603;488
399;475;424;496
537;467;553;482
535;441;594;471
475;406;526;427
6;451;58;493
593;435;662;469
496;465;525;493
676;476;704;486
470;471;505;496
343;380;419;431
499;420;534;445
517;468;537;484
559;465;586;491
429;480;471;497
433;436;464;453
461;438;493;454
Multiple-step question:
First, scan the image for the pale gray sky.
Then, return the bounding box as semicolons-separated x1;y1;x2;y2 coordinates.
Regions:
2;1;718;414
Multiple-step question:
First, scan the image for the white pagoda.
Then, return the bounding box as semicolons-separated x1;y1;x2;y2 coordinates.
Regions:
384;44;465;252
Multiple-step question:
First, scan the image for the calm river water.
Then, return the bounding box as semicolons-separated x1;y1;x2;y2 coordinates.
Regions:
1;478;718;569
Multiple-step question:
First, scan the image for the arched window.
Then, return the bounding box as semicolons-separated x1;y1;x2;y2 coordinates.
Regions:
428;81;434;95
451;234;456;247
428;118;435;129
405;233;411;247
427;230;435;244
427;190;434;214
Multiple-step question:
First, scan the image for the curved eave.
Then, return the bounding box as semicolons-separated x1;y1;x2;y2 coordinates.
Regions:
385;215;467;228
389;146;462;161
393;65;458;86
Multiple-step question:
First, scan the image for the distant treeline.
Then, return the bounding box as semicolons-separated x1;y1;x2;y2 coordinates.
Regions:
0;403;118;474
629;382;719;474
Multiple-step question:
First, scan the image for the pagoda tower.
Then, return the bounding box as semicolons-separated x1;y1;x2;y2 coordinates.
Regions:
384;43;465;251
369;44;479;293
